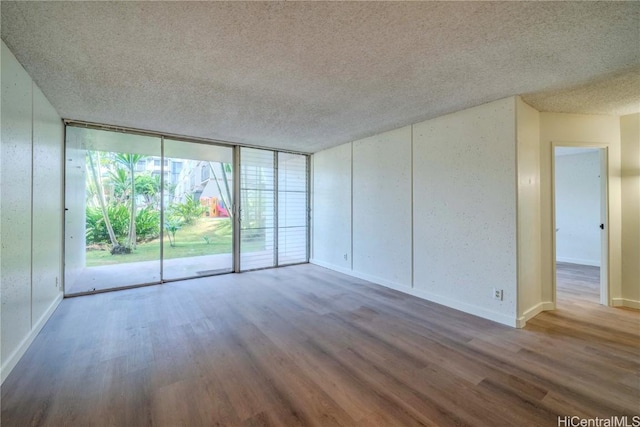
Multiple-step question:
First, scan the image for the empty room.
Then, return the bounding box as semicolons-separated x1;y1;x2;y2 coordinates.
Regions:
1;2;639;426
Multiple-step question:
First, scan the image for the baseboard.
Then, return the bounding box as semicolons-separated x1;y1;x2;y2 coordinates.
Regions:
403;284;518;328
1;292;63;384
311;260;518;328
347;269;412;293
556;257;600;267
516;301;555;328
309;259;353;276
612;298;640;310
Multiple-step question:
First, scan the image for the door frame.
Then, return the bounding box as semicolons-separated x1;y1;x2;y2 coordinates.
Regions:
551;141;610;306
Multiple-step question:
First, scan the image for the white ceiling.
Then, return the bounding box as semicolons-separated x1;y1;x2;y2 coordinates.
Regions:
1;1;639;153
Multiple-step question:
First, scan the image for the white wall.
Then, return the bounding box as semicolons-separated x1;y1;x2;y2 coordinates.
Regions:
352;126;412;289
516;98;543;325
540;113;622;306
32;85;64;323
1;41;64;383
413;97;518;325
555;150;602;266
311;143;352;270
313;97;521;327
620;113;640;308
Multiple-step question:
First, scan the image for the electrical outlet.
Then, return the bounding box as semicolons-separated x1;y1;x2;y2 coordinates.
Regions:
343;253;348;261
492;288;503;301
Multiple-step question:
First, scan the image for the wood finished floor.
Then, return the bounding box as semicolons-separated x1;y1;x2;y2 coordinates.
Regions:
556;262;600;305
1;264;638;426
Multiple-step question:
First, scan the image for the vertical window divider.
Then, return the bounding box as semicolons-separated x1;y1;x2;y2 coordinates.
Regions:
233;146;241;273
306;155;311;263
274;151;279;267
160;136;165;282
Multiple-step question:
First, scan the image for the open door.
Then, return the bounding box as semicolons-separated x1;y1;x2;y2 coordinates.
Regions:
553;145;609;306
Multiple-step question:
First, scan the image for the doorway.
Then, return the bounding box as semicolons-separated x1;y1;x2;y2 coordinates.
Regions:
553;145;609;306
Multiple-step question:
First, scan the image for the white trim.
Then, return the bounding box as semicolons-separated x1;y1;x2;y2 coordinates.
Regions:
556;257;601;267
349;269;412;293
516;301;555;328
311;260;518;328
612;298;640;310
1;293;62;384
309;259;353;276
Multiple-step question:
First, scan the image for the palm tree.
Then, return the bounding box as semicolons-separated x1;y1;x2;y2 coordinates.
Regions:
87;151;120;252
114;153;144;249
209;162;233;218
135;173;161;208
108;167;129;204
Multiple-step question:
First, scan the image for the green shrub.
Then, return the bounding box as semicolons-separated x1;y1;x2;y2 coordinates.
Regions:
85;204;129;244
164;218;182;247
168;194;205;225
86;204;160;245
85;207;108;244
136;207;160;240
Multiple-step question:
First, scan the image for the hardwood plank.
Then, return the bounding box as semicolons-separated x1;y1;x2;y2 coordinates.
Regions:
1;263;638;426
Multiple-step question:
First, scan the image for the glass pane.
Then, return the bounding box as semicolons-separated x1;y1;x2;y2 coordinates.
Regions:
64;127;161;294
278;153;308;265
240;148;275;270
162;140;234;280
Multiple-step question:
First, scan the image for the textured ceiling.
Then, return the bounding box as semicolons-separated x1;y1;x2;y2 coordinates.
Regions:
1;1;639;153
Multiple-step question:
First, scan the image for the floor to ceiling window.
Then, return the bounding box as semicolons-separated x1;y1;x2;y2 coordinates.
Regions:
65;127;162;294
239;148;276;270
64;124;309;295
277;153;308;265
162;139;234;281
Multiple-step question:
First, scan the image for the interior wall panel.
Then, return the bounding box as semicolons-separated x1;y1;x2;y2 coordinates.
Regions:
311;143;352;270
1;41;64;383
1;41;35;368
412;97;518;320
516;98;542;321
619;113;640;306
31;85;64;323
352;126;412;287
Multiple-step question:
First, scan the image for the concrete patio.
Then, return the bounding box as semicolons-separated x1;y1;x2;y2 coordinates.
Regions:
65;253;233;295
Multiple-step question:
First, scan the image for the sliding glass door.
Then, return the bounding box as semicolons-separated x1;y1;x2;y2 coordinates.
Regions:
64;125;309;294
162;140;233;280
65;127;161;294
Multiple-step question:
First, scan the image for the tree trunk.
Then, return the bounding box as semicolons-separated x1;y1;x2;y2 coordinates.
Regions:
87;151;119;249
221;163;233;218
128;160;137;248
209;163;233;219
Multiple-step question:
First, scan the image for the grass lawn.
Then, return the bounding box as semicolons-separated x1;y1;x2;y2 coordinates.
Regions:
86;217;241;267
